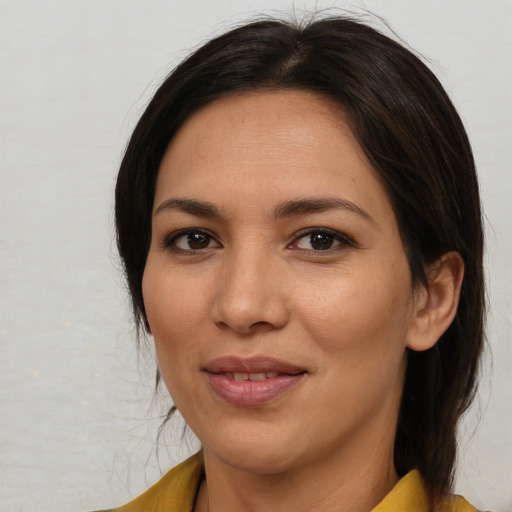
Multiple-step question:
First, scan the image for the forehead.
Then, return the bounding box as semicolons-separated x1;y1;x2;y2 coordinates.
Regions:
165;90;352;163
154;90;395;227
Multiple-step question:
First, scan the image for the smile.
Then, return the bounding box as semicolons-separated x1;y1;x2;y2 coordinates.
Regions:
204;356;307;406
226;371;279;381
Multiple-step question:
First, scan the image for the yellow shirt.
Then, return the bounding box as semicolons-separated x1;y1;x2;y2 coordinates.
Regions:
98;451;478;512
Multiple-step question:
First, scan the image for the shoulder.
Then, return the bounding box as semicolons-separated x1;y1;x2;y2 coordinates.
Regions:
372;470;483;512
438;495;482;512
92;459;488;512
91;451;204;512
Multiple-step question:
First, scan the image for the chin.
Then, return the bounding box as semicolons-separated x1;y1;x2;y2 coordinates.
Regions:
208;443;301;476
198;419;315;476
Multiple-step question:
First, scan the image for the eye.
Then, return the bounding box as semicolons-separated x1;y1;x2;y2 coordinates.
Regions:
165;229;221;252
291;229;351;252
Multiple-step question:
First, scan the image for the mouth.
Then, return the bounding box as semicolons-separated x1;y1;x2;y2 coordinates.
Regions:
203;355;306;375
222;371;282;381
203;356;307;406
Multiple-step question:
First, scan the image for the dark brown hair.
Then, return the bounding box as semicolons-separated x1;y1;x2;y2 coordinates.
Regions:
115;15;484;502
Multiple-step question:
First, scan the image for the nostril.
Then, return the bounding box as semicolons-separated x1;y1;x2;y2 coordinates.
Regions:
213;318;275;336
249;320;272;330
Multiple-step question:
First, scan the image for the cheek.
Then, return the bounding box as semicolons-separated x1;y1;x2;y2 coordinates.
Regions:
142;264;207;388
299;271;411;416
297;264;414;360
143;261;207;337
143;282;205;412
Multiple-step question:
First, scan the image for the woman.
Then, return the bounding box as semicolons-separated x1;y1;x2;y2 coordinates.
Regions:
105;15;485;512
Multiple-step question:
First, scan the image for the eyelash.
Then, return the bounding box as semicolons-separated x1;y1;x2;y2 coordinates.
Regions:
162;227;354;254
162;228;219;254
288;227;354;253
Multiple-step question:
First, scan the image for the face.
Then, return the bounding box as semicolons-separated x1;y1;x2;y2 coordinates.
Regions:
142;91;422;475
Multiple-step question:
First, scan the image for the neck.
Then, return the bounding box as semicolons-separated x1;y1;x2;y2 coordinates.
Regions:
195;425;399;512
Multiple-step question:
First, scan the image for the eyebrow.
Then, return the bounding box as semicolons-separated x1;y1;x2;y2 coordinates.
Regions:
155;196;374;223
273;197;374;223
155;198;221;217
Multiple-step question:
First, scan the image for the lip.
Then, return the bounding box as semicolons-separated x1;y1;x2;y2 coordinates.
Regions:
204;356;305;374
203;356;307;406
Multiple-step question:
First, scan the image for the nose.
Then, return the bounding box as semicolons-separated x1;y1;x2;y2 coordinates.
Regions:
211;247;290;335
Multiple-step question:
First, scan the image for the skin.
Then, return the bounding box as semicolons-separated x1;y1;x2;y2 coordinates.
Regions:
142;91;463;512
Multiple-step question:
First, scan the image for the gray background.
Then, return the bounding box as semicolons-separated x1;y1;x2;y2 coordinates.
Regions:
1;1;510;511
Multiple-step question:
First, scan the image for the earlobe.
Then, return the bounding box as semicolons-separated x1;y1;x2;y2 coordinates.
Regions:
407;251;464;352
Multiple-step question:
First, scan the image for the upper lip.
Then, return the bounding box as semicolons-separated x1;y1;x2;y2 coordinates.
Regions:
203;356;306;375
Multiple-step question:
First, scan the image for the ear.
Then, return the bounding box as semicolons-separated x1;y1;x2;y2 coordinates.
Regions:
406;251;464;352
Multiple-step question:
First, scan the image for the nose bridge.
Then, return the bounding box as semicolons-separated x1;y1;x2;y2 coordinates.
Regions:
212;241;288;333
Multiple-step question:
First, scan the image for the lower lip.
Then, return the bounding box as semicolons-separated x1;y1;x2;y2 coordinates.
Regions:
206;372;305;406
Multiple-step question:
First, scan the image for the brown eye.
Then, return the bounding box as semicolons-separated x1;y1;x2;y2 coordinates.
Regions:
293;229;350;252
167;230;221;252
309;232;334;250
186;232;211;249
